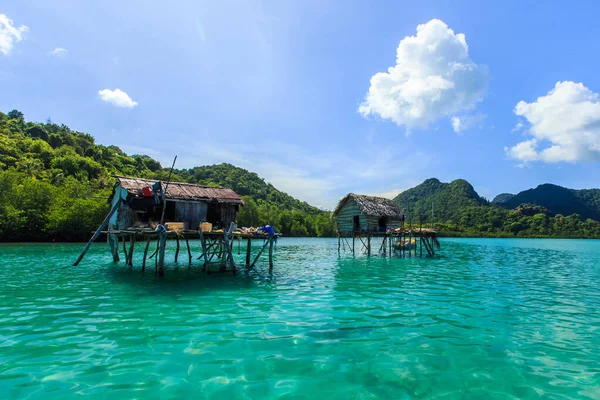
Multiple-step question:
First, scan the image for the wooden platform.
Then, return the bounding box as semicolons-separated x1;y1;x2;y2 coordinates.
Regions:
95;228;279;276
337;228;440;257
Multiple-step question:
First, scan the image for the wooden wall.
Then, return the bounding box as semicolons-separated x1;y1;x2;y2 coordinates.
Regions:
335;198;368;234
174;201;207;230
365;216;402;232
220;204;238;228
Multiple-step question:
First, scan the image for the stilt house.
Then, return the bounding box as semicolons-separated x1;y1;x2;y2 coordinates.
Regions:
332;193;403;234
109;176;244;231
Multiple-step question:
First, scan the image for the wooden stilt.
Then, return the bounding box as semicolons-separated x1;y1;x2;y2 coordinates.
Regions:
419;217;423;258
352;235;355;255
73;198;122;266
142;238;150;271
174;235;180;263
268;236;274;270
127;235;135;266
185;237;192;266
338;234;341;253
249;239;271;269
122;236;128;264
200;231;209;272
109;233;120;263
246;238;252;267
367;235;371;256
158;232;166;277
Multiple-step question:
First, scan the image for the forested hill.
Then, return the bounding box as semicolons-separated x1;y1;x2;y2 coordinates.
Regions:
393;178;488;222
493;184;600;221
393;178;600;238
0;109;334;241
176;164;320;215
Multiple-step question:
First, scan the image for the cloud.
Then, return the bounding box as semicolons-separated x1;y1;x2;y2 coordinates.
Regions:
358;19;488;130
49;47;68;57
97;88;138;108
451;113;486;133
0;13;28;55
506;81;600;163
369;188;405;199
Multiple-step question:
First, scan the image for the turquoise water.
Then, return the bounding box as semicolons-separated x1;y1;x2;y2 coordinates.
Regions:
1;238;600;399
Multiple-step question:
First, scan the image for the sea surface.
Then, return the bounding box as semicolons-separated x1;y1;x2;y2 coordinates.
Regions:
1;238;600;399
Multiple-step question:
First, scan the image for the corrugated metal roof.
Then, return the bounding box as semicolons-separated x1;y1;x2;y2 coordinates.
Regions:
114;176;244;205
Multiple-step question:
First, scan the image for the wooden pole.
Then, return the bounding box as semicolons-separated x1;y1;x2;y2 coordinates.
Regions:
367;235;371;256
185;237;192;266
352;235;355;255
268;236;274;270
109;233;120;263
122;236;128;264
129;235;136;266
419;216;423;258
72;198;122;266
338;234;340;253
246;238;252;267
158;232;166;277
160;156;177;225
249;239;271;269
174;235;180;263
142;238;150;271
200;230;209;272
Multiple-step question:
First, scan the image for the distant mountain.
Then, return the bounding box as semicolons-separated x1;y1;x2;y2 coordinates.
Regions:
393;178;487;222
496;184;600;221
390;178;600;238
492;193;515;204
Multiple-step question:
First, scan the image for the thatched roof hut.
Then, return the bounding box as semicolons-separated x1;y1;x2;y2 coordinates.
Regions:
332;193;403;234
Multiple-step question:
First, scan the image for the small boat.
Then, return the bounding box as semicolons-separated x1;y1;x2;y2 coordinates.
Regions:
393;239;416;251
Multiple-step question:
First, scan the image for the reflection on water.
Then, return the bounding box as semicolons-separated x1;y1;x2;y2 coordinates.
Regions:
1;238;600;398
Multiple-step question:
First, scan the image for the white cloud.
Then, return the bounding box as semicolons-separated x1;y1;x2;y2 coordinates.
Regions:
358;19;488;130
506;81;600;163
0;14;28;55
49;47;68;57
451;113;486;133
97;88;138;108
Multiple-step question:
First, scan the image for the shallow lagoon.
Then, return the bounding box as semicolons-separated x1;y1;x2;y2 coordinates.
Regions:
1;238;600;399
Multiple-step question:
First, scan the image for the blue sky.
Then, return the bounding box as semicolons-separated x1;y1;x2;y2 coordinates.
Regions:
2;1;600;209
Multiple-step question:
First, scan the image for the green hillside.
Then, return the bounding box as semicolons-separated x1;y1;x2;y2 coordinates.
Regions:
496;184;600;221
393;178;600;238
0;109;334;241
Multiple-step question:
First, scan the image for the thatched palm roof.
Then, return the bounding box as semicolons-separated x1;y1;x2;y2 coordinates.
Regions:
114;176;244;205
332;193;402;219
